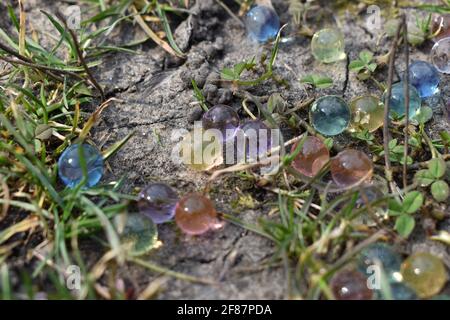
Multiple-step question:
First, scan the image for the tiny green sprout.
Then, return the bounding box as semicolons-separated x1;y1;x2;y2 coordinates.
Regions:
377;139;413;165
220;58;257;82
389;191;424;238
349;50;378;81
300;74;333;89
412;106;433;125
191;79;208;111
414;158;449;202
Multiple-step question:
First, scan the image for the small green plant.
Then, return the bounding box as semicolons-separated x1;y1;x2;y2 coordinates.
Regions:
300;74;333;89
415;158;449;202
388;191;424;238
349;50;378;81
375;139;413;165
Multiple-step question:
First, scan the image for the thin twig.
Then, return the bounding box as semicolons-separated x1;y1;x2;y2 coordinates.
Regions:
402;15;410;189
0;55;84;82
56;12;105;101
383;17;404;194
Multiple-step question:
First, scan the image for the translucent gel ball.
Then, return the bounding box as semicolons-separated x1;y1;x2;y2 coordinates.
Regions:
432;15;450;42
202;104;239;142
58;143;103;188
138;183;179;224
331;149;373;187
431;37;450;74
357;243;402;280
291;136;329;177
401;252;448;298
406;61;440;98
311;28;346;63
310;95;350;136
349;95;384;132
382;82;421;119
330;269;373;300
245;5;280;43
376;283;417;300
175;193;217;235
179;130;223;171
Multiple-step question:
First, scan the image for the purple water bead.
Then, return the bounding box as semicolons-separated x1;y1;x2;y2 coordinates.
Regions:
202;104;240;142
138;183;179;224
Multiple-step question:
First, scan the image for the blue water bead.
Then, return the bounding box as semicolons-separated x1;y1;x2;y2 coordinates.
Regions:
309;95;350;136
357;243;402;280
406;60;440;98
382;82;421;119
138;183;178;224
377;283;417;300
58;143;103;188
245;5;280;43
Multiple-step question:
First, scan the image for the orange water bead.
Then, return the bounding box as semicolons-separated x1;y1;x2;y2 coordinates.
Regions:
175;193;217;235
331;149;373;187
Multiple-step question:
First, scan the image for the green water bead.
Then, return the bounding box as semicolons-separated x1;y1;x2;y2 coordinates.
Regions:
401;252;448;298
311;28;346;63
349;95;384;132
382;82;421;119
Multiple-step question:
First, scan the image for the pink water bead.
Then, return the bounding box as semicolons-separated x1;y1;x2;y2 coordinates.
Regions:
291;136;330;177
331;149;373;187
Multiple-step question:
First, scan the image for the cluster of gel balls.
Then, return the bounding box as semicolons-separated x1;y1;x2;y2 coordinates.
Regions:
331;243;449;300
55;5;449;297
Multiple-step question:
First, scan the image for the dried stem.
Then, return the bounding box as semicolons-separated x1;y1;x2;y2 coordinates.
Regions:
56;12;106;101
383;17;404;194
402;14;410;189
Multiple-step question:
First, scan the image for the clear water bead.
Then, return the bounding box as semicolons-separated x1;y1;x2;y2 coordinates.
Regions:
311;28;346;63
138;183;178;224
175;193;217;235
382;82;421;119
202;104;239;142
431;37;450;74
406;61;440;98
310;95;350;136
58;143;103;188
245;5;280;43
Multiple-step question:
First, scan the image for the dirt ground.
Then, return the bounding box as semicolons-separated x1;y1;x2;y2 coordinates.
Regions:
3;0;450;299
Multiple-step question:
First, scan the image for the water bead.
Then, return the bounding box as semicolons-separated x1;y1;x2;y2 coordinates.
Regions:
58;143;103;188
380;283;417;300
406;61;440;98
309;96;350;136
180;130;223;171
431;37;450;74
330;269;373;300
291;136;329;177
331;149;373;187
357;243;402;280
138;183;178;224
175;193;217;235
349;95;384;132
202;104;240;142
381;82;421;119
401;252;448;298
432;15;450;41
245;5;280;43
311;28;346;63
119;213;158;256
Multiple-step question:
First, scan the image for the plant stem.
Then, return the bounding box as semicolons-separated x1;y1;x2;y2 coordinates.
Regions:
402;14;410;190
